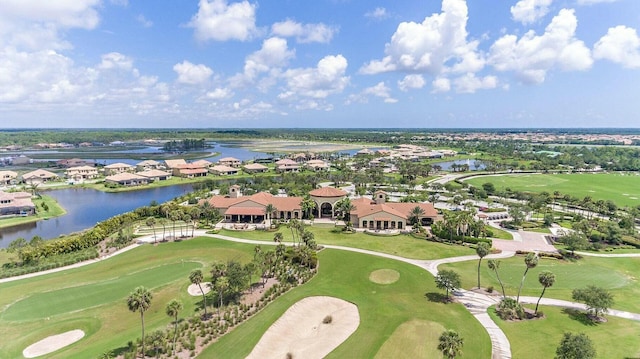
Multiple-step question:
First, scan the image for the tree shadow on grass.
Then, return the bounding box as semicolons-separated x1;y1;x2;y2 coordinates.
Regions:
562;308;597;326
425;292;450;304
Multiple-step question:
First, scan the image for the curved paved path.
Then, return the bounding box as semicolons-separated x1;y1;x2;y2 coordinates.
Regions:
5;229;640;358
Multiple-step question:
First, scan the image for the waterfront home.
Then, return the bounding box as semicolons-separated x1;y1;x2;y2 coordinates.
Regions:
137;169;171;181
209;165;239;176
164;159;187;169
104;162;135;175
0;190;35;216
350;191;439;230
243;163;269;174
204;185;302;223
65;165;99;181
21;169;59;184
218;157;241;168
57;158;95;168
275;159;300;173
105;173;149;186
172;163;208;178
136;160;162;171
191;159;213;168
305;160;330;171
0;170;18;185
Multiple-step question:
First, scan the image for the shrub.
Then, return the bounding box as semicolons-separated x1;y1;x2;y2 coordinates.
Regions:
487;286;494;293
496;298;525;320
323;315;333;324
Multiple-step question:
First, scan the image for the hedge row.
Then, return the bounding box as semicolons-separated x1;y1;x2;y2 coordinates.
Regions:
1;248;99;279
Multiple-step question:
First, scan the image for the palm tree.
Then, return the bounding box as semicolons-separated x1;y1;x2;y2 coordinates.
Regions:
264;203;276;227
145;217;156;243
165;299;183;356
408;206;425;227
517;252;539;303
535;271;556;315
438;329;464;359
300;196;316;220
126;286;152;357
475;242;490;289
189;269;208;318
214;276;229;316
488;259;506;298
273;232;283;244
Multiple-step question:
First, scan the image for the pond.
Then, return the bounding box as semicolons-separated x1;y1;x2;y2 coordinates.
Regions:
0;184;193;248
433;159;485;171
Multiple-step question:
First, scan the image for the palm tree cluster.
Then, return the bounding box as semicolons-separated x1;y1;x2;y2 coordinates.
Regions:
431;209;488;241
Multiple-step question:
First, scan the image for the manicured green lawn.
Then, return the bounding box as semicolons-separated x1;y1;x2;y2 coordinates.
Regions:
490;305;640;359
217;224;475;259
440;255;640;312
0;237;254;359
465;173;640;207
488;226;514;239
201;248;491;358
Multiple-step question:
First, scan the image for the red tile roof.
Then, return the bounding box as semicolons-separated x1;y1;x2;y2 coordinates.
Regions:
309;187;347;197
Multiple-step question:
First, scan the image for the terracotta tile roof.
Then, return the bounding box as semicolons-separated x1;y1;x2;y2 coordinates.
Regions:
350;198;438;219
309;187;348;197
218;157;240;162
165;159;187;168
225;207;265;216
210;165;238;173
104;162;134;169
243;163;268;170
276;158;297;165
192;160;212;167
178;168;208;175
137;169;171;178
105;173;147;182
205;192;302;212
22;169;58;180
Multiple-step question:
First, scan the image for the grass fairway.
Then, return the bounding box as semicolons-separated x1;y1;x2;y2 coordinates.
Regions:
0;237;254;359
440;255;640;313
201;249;491;358
465;173;640;207
217;224;475;260
374;319;445;358
491;305;640;359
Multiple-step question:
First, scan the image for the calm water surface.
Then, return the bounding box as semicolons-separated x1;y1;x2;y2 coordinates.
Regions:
0;184;193;247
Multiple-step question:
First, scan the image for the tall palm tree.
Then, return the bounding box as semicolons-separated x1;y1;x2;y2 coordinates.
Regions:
165;299;183;356
264;203;276;227
214;276;229;316
273;232;283;243
145;217;156;243
408;206;425;227
517;252;539;303
475;242;490;289
126;286;152;357
189;269;208;318
535;271;556;315
488;259;506;298
438;329;464;359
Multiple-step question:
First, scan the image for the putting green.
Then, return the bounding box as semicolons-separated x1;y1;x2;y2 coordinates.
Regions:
2;261;200;322
369;269;400;284
375;319;446;359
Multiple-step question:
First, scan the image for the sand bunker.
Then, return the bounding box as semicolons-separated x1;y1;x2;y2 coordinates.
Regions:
188;283;211;296
247;296;359;359
23;329;85;358
369;269;400;284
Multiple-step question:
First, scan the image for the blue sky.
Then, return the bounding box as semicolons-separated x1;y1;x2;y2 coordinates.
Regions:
0;0;639;128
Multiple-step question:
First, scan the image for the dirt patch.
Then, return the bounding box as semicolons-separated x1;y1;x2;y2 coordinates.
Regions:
23;329;85;358
246;296;359;359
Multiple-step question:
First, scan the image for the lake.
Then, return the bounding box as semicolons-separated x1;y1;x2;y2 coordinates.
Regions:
0;184;193;248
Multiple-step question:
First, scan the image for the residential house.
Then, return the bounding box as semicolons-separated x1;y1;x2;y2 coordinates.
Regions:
0;191;35;216
0;170;18;185
103;162;135;175
136;160;162;171
105;173;149;187
218;157;241;168
191;159;212;168
137;169;172;181
65;166;99;181
172;163;208;178
164;159;187;170
21;169;59;184
275;159;300;173
209;165;239;176
306;160;329;171
203;185;302;223
350;191;439;230
243;163;269;174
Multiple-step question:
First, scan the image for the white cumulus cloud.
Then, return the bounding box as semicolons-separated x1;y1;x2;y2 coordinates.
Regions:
188;0;258;42
173;61;213;85
280;54;349;100
453;73;498;93
205;88;234;100
271;20;337;43
432;77;451;93
594;25;640;69
398;74;426;91
488;9;593;84
511;0;553;25
359;0;484;77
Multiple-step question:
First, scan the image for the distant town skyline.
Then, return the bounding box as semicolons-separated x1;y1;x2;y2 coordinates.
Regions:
1;0;639;128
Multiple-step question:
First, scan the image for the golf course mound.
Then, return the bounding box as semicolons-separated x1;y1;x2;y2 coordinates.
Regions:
369;269;400;284
375;319;446;358
246;296;359;359
23;329;85;358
